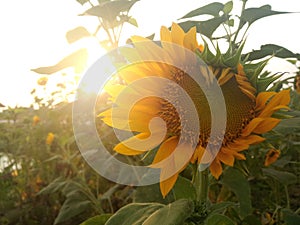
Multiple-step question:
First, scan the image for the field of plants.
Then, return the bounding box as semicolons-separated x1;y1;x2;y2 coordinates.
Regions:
0;0;299;224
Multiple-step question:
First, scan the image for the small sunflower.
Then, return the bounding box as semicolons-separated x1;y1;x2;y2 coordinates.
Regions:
100;23;290;197
264;149;281;166
32;115;40;126
46;132;55;145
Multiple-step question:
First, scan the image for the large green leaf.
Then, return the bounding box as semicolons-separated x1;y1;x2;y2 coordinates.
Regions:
242;44;300;61
143;199;194;225
31;48;88;75
205;214;235;225
54;191;92;224
282;209;300;225
179;14;228;38
80;214;112;225
239;5;290;29
198;15;229;37
82;0;139;23
105;203;164;225
172;176;196;200
262;168;297;185
106;199;194;225
181;2;224;18
221;168;252;218
66;26;91;44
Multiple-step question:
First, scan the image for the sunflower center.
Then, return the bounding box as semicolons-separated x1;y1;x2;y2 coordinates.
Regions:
159;67;256;147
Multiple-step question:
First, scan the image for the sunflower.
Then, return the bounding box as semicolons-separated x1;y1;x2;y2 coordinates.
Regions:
100;23;290;197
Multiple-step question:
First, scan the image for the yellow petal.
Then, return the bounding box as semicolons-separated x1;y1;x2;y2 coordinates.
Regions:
160;26;172;43
190;145;205;164
256;92;276;112
228;135;265;151
252;117;280;134
183;26;198;50
210;158;223;179
114;132;164;155
171;23;185;46
218;148;235;166
152;136;178;164
264;149;280;166
259;90;290;117
130;35;170;62
218;68;233;86
242;118;264;136
160;172;179;198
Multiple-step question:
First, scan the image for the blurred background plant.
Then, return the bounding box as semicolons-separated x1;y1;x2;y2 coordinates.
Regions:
0;0;299;225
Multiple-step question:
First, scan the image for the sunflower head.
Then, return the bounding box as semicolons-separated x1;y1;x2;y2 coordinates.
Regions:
100;23;290;197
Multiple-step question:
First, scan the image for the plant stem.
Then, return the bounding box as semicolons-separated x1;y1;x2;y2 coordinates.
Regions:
284;185;290;209
194;166;209;216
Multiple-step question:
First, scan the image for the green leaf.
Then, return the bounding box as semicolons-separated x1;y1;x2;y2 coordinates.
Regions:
241;215;261;225
37;177;67;195
274;117;300;133
172;176;196;200
106;200;194;225
31;48;88;75
105;203;164;225
239;5;290;29
209;202;235;214
262;168;297;185
80;214;112;225
221;167;252;218
179;15;228;38
82;0;139;23
223;1;233;14
54;191;91;224
66;26;91;44
181;2;224;18
134;183;174;204
282;209;300;225
242;44;300;61
76;0;89;5
127;17;138;27
243;59;269;88
178;21;199;33
198;15;229;37
256;73;282;92
205;214;235;225
143;199;194;225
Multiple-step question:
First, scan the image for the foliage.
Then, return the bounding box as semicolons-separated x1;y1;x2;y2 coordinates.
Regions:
1;0;300;225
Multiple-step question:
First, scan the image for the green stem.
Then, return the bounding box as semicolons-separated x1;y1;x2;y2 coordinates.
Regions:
232;0;247;45
284;185;290;209
193;166;209;216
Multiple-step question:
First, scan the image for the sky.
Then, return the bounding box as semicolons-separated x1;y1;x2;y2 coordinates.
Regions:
1;0;300;107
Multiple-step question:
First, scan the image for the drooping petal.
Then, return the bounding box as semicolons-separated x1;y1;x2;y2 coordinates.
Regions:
218;148;235;166
210;158;223;179
160;171;179;198
264;149;280;166
152;136;178;164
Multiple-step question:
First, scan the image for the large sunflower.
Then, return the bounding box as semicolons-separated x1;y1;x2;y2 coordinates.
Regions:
100;23;290;197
